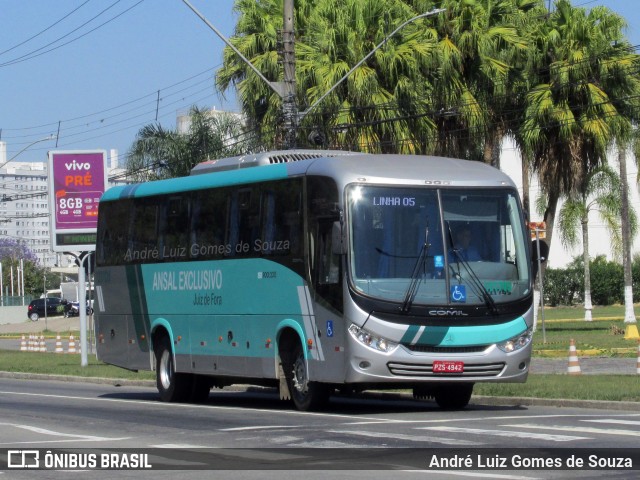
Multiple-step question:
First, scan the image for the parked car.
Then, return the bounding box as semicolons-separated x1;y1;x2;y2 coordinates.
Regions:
27;297;64;321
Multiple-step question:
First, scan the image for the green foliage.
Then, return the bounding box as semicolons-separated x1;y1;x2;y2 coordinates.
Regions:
632;255;640;303
589;255;624;305
542;255;633;307
125;106;253;181
542;264;582;307
0;239;61;297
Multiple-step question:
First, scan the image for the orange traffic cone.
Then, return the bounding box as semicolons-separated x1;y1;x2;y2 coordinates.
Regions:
568;339;581;375
20;335;27;351
636;340;640;375
55;335;64;354
39;335;47;353
67;335;77;354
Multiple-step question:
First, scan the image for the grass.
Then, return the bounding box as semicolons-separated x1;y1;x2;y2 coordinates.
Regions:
533;305;639;356
0;350;154;381
474;375;640;402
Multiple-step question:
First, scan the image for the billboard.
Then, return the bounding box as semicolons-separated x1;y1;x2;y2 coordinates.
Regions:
48;150;108;252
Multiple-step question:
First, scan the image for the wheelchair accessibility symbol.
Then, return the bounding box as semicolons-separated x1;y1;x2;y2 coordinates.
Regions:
326;320;334;337
450;285;467;303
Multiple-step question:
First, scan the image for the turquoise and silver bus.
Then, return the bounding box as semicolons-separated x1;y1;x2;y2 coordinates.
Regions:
95;150;544;410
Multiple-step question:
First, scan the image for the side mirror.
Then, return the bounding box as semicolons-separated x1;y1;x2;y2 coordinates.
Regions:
331;221;347;255
531;239;549;279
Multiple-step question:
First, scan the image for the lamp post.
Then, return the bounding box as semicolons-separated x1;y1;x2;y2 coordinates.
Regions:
0;134;57;169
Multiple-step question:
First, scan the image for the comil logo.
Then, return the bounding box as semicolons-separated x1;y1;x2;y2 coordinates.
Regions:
7;450;39;469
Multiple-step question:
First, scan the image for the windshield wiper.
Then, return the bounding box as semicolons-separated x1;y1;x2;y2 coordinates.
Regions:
446;223;498;315
400;225;430;314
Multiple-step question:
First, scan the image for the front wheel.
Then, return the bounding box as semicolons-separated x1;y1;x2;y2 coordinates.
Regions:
155;336;191;402
284;342;329;411
434;383;474;410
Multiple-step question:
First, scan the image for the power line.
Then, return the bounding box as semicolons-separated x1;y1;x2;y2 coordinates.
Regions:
0;0;93;57
0;1;145;68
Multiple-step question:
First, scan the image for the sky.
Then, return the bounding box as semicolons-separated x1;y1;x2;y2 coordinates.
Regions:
0;0;240;164
1;0;638;166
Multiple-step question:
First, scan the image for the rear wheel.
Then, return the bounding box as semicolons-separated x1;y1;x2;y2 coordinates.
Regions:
434;383;474;410
284;342;329;411
155;336;191;402
29;312;39;322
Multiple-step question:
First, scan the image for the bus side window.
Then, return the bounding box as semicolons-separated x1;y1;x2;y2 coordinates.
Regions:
226;187;258;257
130;199;158;261
97;199;131;266
159;195;189;259
260;179;302;258
191;190;227;259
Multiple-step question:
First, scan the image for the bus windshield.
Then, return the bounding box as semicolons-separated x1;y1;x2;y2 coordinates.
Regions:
347;185;531;307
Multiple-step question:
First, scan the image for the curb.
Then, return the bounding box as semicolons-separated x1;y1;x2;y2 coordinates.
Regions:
1;371;637;412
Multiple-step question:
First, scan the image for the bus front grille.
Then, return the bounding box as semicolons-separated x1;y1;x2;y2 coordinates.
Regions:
387;362;505;377
404;345;489;354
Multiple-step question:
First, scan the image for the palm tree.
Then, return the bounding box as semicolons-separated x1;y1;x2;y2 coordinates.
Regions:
555;164;637;321
297;0;437;153
415;0;537;165
217;0;443;152
125;106;249;181
216;0;285;149
518;0;638;265
218;0;538;158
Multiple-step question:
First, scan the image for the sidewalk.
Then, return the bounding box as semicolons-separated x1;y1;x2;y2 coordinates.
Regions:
531;356;637;375
0;316;81;335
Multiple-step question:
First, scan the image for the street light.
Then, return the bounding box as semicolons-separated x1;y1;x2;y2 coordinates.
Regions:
0;134;57;169
298;8;445;122
181;0;286;99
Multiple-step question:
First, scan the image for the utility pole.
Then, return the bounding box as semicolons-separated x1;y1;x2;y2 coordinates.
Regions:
282;0;297;149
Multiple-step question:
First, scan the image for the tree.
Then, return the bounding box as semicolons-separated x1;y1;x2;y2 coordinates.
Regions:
416;0;537;165
519;0;639;269
217;0;444;152
0;238;55;298
555;164;637;320
125;106;250;181
217;0;537;159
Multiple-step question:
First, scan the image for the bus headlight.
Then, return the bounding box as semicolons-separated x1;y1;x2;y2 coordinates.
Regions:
348;324;398;354
497;328;533;353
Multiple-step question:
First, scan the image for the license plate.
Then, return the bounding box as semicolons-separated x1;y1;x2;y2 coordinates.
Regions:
433;360;464;373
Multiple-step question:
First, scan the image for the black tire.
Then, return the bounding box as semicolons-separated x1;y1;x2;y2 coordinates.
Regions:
29;312;39;322
155;336;192;402
284;341;329;411
434;383;474;410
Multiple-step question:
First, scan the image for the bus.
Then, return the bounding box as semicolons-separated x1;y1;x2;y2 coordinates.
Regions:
94;150;546;411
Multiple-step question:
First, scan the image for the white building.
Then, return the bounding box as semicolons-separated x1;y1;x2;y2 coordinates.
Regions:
176;107;244;146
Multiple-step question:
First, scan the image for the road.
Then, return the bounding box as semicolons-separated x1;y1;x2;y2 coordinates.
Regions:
1;377;639;479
